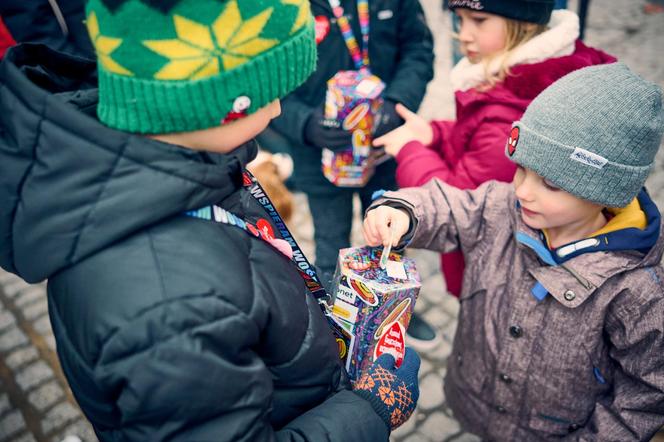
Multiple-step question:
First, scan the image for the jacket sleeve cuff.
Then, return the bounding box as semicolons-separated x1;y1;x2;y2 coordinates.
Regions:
366;196;419;251
351;390;391;432
396;140;427;164
428;121;444;149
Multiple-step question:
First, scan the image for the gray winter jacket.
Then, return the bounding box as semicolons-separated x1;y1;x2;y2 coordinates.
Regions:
376;179;664;441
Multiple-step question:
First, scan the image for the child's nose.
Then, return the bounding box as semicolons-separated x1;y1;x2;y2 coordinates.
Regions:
457;25;472;43
514;177;534;201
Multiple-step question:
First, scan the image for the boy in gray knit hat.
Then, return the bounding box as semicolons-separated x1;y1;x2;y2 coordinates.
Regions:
362;62;664;440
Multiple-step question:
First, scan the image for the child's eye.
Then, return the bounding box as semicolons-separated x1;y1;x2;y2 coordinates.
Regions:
468;13;488;23
543;178;560;191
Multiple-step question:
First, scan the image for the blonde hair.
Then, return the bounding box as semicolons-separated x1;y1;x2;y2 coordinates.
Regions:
471;18;548;90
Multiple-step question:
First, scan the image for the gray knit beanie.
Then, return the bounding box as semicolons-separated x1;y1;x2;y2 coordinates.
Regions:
506;63;664;208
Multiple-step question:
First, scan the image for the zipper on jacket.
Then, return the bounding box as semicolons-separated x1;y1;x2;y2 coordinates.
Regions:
560;263;594;290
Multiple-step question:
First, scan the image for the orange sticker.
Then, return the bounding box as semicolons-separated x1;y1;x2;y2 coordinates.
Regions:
342;102;370;131
373;298;411;340
350;278;378;306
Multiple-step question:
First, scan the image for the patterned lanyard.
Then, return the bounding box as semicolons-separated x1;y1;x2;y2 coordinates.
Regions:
328;0;370;70
185;170;352;356
185;170;329;302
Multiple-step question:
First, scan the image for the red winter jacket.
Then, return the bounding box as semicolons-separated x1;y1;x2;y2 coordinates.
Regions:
395;41;616;296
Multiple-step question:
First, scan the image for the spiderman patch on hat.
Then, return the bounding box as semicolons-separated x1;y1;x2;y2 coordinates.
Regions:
507;126;520;157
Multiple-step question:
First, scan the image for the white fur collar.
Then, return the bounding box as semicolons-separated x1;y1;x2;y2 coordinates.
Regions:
450;10;580;92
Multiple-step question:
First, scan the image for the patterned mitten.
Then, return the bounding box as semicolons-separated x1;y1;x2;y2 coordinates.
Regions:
352;348;421;430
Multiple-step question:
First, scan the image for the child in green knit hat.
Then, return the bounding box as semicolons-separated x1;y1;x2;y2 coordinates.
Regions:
0;0;421;439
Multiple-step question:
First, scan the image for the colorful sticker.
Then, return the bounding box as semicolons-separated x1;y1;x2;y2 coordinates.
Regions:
350;278;378;306
373;298;411;340
352;129;369;149
256;218;275;240
332;298;359;323
373;321;405;367
336;337;348;359
346;254;373;272
336;276;357;303
342;102;370;130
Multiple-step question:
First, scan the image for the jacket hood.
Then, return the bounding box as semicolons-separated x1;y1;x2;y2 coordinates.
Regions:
0;44;256;283
500;40;616;101
451;10;616;96
454;40;616;113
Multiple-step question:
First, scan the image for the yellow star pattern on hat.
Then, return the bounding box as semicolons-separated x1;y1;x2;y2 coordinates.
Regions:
282;0;310;34
143;0;279;80
86;11;133;76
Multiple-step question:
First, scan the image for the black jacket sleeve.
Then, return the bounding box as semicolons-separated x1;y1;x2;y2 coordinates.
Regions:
91;297;389;442
382;0;435;111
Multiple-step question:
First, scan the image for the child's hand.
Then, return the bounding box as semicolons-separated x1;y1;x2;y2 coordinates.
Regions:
372;104;433;157
364;206;410;247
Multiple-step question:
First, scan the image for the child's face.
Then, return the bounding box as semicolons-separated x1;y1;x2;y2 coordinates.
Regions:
513;166;606;242
455;8;508;63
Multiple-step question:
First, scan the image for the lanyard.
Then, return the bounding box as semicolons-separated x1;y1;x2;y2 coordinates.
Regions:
328;0;370;70
184;170;352;357
186;170;328;302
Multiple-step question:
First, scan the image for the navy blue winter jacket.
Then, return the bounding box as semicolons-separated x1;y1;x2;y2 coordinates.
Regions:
0;44;388;441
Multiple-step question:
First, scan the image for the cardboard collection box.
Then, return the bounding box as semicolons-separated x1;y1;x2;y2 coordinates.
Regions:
329;246;421;381
321;70;385;187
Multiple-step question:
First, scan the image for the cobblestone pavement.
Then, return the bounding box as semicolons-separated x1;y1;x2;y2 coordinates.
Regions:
1;1;663;440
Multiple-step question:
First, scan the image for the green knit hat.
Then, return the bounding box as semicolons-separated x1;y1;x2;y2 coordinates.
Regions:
85;0;317;134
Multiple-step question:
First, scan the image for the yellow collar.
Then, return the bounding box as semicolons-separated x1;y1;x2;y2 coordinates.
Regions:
592;197;646;236
542;197;646;247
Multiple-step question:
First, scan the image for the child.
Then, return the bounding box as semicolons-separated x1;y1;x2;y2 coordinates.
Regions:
373;0;615;297
364;63;664;440
0;0;421;440
267;0;434;280
264;0;437;348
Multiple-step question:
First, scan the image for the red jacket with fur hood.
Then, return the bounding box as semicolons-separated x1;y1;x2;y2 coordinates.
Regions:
395;12;616;295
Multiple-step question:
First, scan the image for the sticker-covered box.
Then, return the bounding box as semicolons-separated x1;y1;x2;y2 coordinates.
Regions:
329;246;421;381
321;70;385;187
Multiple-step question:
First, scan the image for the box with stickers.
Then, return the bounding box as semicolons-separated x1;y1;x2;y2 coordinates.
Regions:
321;70;385;187
329;246;421;381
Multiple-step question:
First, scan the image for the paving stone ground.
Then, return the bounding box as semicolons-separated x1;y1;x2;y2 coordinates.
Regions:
1;1;663;440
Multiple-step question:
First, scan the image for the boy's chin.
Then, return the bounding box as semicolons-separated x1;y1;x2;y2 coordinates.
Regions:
520;214;542;230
